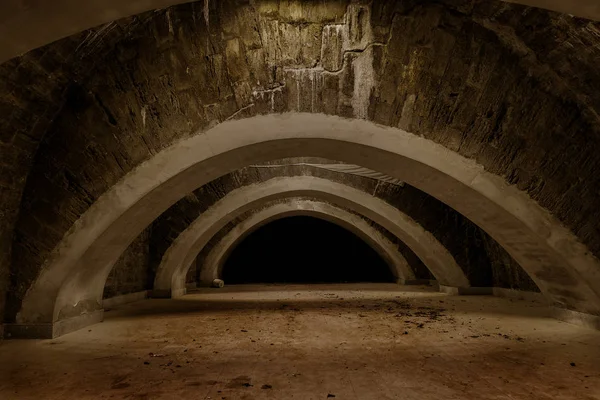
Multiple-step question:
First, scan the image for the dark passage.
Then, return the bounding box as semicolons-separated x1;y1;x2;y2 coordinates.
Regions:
222;216;395;284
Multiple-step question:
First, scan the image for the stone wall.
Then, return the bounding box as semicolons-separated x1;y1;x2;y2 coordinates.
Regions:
3;0;598;319
0;12;158;324
103;227;152;299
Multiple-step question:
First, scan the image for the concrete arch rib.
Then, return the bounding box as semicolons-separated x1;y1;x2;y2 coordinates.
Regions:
154;177;457;297
17;113;600;338
183;200;416;289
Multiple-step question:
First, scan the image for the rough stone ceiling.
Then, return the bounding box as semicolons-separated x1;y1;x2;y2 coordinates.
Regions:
0;0;598;271
0;0;599;65
2;0;600;336
1;0;596;242
0;2;597;180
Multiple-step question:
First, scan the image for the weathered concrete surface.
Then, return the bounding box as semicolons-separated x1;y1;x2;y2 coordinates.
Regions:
3;0;600;332
195;199;416;285
553;307;600;331
154;177;466;298
0;0;598;66
1;284;600;398
4;309;104;340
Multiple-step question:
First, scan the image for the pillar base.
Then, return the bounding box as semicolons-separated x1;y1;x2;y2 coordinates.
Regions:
149;288;187;298
492;288;547;304
439;285;493;295
103;291;148;309
403;279;435;286
4;309;104;339
553;307;600;331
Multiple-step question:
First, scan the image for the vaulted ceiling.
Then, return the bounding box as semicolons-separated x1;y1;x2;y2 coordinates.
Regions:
2;0;600;336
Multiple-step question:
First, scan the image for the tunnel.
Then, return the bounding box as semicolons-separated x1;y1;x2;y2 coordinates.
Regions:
1;0;600;398
222;216;395;284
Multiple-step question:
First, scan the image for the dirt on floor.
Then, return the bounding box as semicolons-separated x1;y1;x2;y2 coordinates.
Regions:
1;284;599;399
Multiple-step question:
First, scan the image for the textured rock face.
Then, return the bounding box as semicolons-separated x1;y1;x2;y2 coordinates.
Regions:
1;0;598;320
0;0;599;66
0;12;161;323
103;227;152;299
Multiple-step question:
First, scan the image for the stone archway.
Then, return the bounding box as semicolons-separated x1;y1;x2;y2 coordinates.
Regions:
154;176;463;299
189;200;416;288
16;114;600;338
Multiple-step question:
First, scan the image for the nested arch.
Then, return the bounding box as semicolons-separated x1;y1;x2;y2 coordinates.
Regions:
154;176;463;298
17;114;600;335
194;200;416;287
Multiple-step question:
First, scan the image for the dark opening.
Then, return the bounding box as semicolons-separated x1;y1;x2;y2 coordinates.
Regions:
222;216;395;284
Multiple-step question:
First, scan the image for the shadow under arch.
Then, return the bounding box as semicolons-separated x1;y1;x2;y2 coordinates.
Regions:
16;113;600;338
193;200;416;287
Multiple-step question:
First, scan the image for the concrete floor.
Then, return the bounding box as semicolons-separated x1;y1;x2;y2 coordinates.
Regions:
1;284;599;400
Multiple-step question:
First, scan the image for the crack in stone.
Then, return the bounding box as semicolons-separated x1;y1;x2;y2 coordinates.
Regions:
226;103;256;121
252;84;286;112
